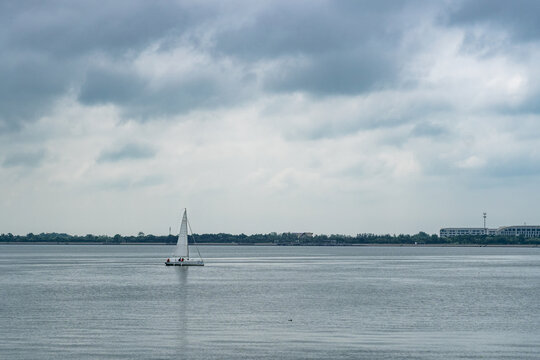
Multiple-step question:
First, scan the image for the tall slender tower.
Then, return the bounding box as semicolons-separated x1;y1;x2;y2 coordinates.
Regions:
483;212;487;234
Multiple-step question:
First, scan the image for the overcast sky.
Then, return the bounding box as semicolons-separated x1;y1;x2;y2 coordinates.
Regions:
2;0;540;236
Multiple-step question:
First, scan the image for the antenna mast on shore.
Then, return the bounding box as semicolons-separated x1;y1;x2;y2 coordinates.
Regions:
483;212;487;234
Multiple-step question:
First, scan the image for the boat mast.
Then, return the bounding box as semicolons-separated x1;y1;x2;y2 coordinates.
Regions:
185;208;189;259
184;208;189;259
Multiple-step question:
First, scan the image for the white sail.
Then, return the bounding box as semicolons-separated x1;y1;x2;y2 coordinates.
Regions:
174;209;189;258
165;208;203;266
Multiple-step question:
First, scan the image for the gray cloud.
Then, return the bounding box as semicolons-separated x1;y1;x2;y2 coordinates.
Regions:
484;156;540;178
3;150;46;168
277;93;453;142
0;0;216;129
0;54;71;132
0;0;436;128
447;0;540;43
94;175;164;191
97;143;156;163
421;152;540;181
214;1;414;59
78;65;245;118
11;0;540;132
2;0;210;56
214;1;417;95
263;51;396;96
410;122;448;138
78;68;146;106
499;89;540;116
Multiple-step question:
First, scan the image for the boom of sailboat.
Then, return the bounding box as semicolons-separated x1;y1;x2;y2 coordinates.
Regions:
165;209;204;266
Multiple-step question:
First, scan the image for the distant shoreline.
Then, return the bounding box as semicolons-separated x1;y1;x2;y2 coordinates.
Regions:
1;242;538;248
4;232;539;246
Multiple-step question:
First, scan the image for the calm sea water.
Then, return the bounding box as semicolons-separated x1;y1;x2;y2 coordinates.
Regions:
1;245;539;359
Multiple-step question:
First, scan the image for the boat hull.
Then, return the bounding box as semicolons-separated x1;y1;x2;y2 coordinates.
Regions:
165;260;204;266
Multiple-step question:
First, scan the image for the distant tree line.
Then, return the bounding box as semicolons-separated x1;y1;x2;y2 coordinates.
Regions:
0;231;539;245
0;232;177;244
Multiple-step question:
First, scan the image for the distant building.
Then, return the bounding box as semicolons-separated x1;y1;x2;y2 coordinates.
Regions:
440;225;540;238
440;228;490;237
496;226;540;237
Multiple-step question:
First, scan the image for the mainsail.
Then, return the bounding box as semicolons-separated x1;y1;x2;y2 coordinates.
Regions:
174;209;189;258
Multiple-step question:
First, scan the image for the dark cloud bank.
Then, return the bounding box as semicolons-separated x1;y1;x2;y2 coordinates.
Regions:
1;0;540;131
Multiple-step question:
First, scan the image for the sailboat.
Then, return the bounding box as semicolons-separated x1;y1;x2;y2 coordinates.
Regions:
165;209;204;266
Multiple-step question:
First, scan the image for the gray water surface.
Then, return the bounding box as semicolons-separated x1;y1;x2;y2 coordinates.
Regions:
1;245;539;359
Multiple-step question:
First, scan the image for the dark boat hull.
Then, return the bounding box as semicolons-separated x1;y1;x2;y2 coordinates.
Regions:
165;260;204;266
